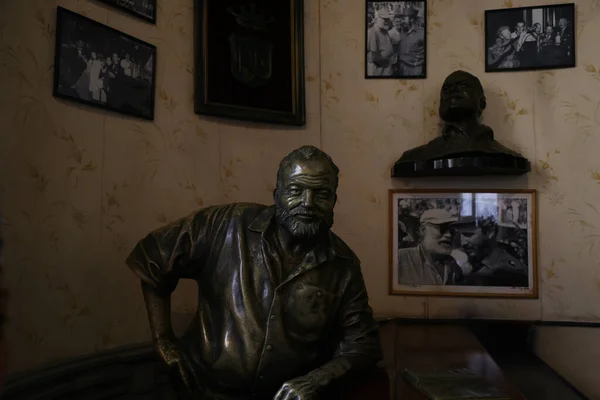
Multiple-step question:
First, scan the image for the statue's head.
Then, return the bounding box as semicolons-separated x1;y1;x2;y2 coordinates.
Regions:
439;70;487;123
274;146;338;240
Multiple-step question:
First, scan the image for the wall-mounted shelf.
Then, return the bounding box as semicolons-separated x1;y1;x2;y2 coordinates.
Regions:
391;153;531;178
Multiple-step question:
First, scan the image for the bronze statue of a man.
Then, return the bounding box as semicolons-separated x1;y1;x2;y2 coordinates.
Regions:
392;70;530;177
126;146;382;399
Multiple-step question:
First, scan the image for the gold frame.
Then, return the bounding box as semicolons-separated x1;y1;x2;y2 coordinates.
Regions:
388;189;538;298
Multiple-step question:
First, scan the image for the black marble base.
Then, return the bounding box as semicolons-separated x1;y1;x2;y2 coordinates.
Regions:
391;154;531;178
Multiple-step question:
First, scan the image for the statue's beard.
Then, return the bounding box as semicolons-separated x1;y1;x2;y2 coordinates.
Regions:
274;205;333;240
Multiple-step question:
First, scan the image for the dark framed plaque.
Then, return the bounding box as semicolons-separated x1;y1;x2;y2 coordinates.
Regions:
194;0;306;126
97;0;157;24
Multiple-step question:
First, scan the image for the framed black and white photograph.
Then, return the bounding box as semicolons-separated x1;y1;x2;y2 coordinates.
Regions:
365;0;426;79
53;7;157;120
389;189;537;298
97;0;157;24
485;3;575;73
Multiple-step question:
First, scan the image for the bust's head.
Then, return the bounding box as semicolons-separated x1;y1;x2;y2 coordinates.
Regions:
439;70;487;123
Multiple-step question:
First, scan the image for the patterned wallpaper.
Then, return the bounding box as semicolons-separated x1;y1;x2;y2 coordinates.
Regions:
320;0;600;323
1;0;599;376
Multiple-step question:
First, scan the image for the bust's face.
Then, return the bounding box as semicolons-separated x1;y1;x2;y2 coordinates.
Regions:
439;73;482;122
275;159;336;239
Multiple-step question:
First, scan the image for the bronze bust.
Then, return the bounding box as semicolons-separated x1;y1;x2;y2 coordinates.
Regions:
392;70;531;177
126;146;382;399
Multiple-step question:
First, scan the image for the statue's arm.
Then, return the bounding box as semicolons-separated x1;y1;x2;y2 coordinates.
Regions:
142;282;175;342
309;264;382;391
125;206;229;396
125;205;226;294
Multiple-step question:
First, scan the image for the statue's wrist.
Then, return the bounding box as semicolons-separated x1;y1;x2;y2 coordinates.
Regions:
153;332;176;345
304;368;330;390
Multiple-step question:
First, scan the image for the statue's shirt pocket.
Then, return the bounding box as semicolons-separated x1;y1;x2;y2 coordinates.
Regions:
282;282;337;342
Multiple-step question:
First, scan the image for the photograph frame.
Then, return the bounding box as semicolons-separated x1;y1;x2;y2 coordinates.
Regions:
484;3;576;73
364;0;427;80
388;189;538;299
96;0;158;24
193;0;306;126
53;7;157;121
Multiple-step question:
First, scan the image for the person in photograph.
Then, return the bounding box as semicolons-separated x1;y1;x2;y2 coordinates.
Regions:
99;56;113;103
540;24;555;46
488;25;519;68
394;6;425;77
398;220;417;248
60;39;87;92
556;17;573;62
454;217;528;288
539;24;559;65
388;12;403;75
121;52;134;77
71;43;93;100
366;9;395;76
397;209;463;286
107;52;124;107
88;51;105;101
515;21;539;68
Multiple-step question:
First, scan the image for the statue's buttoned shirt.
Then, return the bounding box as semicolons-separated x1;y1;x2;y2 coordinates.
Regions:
126;203;381;398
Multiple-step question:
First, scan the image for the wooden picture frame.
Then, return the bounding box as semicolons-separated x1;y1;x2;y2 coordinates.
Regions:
485;3;575;73
53;7;157;120
97;0;157;24
389;189;538;298
365;0;427;79
193;0;306;126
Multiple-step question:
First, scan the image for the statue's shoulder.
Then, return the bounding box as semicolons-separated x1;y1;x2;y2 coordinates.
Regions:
196;202;268;219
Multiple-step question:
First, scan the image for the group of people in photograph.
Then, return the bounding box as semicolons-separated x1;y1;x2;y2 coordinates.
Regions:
397;201;529;289
59;38;152;110
366;4;425;77
488;17;573;69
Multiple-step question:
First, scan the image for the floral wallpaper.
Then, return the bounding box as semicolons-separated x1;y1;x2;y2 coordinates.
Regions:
1;0;599;390
321;0;600;323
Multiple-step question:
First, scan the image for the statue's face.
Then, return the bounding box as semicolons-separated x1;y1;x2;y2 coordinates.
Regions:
275;159;336;239
439;73;482;122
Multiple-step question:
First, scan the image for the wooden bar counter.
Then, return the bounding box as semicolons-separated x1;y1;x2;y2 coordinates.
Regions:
338;320;527;400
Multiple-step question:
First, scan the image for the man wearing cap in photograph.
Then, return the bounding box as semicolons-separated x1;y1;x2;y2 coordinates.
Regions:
366;9;395;76
395;6;425;77
397;209;463;286
453;216;528;288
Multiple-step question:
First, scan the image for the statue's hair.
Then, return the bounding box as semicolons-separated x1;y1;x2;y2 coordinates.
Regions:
276;146;339;189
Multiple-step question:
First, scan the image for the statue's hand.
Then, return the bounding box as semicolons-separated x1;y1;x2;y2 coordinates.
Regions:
273;376;319;400
155;338;201;398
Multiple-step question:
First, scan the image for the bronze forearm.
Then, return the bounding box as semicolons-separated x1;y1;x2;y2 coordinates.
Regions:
141;282;175;342
306;356;375;392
